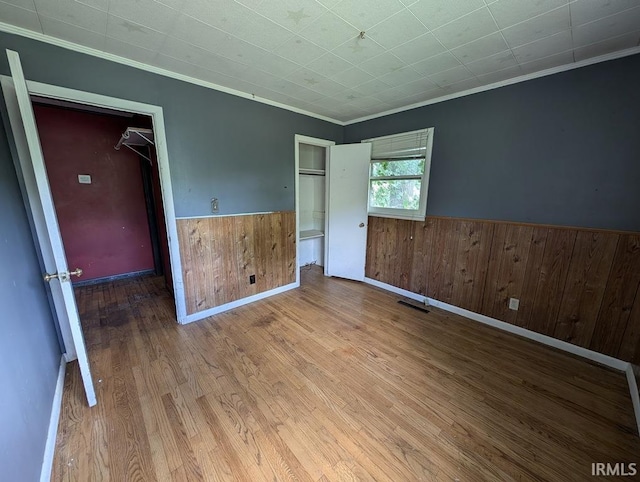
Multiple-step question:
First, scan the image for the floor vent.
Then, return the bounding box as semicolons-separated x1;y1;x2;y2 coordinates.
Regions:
398;299;430;314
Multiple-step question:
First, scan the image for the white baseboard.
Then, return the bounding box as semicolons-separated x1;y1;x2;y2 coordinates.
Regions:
363;277;640;436
180;282;299;324
40;356;66;482
426;297;629;371
364;277;427;304
364;277;626;370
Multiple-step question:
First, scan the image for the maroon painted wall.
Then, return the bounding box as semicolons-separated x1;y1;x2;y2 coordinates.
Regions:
33;104;154;282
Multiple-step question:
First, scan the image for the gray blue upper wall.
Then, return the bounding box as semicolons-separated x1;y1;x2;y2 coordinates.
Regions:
1;30;638;230
0;31;344;218
345;53;640;232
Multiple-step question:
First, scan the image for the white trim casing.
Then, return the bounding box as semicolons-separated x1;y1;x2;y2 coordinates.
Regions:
40;356;66;482
181;282;298;324
294;135;335;286
364;276;640;436
8;78;188;323
365;127;434;222
0;22;639;126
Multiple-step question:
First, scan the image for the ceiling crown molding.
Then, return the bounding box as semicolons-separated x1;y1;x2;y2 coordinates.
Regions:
345;45;640;125
0;21;346;126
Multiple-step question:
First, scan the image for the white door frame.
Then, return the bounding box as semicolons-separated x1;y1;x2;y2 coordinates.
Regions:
1;76;187;327
294;134;335;285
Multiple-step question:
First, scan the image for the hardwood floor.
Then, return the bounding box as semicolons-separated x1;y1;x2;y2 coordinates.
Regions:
53;267;639;481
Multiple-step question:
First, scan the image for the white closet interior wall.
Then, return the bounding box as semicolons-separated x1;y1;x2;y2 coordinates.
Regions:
299;143;326;267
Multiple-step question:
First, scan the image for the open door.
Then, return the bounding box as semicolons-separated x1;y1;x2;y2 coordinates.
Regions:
2;49;96;407
325;143;372;281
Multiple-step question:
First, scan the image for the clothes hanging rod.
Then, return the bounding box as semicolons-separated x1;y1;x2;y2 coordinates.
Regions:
115;127;155;164
114;127;154;150
122;144;152;164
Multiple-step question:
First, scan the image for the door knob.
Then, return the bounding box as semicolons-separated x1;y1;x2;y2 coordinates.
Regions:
43;272;59;282
43;268;83;283
359;222;365;228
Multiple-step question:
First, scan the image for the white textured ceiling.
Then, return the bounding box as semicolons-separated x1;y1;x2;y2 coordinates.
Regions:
0;0;639;122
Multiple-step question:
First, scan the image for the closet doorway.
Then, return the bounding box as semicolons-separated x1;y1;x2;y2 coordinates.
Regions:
28;98;175;361
31;98;172;292
294;134;371;285
2;51;183;406
294;135;334;285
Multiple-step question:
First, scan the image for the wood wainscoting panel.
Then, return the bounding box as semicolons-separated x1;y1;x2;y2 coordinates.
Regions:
177;217;213;314
518;227;576;336
516;227;550;329
427;217;460;305
553;231;618;346
481;224;534;325
366;216;640;363
408;217;435;296
178;212;296;315
620;290;640;362
449;220;493;313
365;216;414;290
590;234;640;357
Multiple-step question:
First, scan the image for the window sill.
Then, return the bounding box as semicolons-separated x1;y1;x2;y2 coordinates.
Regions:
368;212;426;222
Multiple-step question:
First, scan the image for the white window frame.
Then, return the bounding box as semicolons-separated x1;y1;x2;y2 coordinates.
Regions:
363;127;434;222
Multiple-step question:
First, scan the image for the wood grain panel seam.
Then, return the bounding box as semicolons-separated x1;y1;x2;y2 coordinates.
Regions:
474;223;495;314
592;236;623;353
553;232;579;317
536;229;578;335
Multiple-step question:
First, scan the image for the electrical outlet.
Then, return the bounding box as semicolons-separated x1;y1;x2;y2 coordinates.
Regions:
249;274;256;284
509;298;520;311
211;198;219;213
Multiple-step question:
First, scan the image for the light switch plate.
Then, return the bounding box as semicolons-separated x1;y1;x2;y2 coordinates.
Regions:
78;174;92;184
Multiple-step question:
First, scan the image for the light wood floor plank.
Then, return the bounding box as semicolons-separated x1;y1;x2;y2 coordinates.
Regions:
52;268;640;481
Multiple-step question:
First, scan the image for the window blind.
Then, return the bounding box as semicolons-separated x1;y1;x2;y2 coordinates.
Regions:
365;128;429;160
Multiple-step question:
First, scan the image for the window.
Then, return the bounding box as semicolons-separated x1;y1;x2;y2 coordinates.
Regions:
363;128;433;221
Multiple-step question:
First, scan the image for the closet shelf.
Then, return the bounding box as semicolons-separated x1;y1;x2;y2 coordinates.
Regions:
299;168;325;176
114;127;155;163
300;229;324;240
